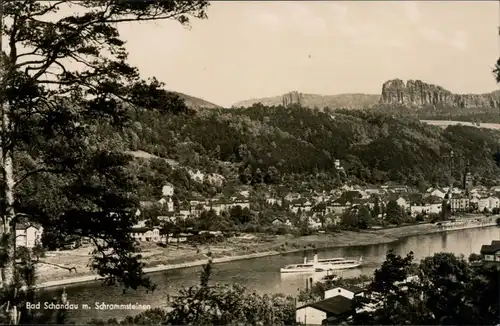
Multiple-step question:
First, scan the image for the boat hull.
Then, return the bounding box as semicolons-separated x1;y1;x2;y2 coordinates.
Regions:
280;267;337;273
280;268;316;273
318;262;361;270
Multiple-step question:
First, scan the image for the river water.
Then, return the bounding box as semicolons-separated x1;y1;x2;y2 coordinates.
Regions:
42;226;500;323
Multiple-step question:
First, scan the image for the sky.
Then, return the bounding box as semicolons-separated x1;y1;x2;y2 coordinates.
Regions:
118;1;500;107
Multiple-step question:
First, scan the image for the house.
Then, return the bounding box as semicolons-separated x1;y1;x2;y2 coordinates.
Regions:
189;169;204;182
130;227;161;242
325;215;341;226
305;216;322;230
132;220;147;228
385;184;408;193
429;188;446;199
450;196;470;212
285;192;301;202
488;196;500;209
364;187;384;195
296;296;353;325
15;223;43;248
179;209;191;218
158;197;175;212
480;241;500;264
290;198;313;214
396;197;410;210
230;199;250;210
478;197;488;212
162;183;174;197
239;190;250;198
271;218;292;227
410;203;442;216
324;286;365;300
266;197;282;206
327;200;350;215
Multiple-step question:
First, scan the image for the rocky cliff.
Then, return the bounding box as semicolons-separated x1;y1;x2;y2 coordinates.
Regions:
380;79;500;109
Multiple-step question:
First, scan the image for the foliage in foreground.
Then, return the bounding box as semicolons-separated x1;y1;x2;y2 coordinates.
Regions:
88;259;296;325
348;250;500;325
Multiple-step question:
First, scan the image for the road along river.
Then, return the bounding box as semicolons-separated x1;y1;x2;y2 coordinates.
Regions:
42;225;500;323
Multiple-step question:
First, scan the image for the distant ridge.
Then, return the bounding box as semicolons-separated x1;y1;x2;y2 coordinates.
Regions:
173;91;221;109
231;91;380;110
230;79;500;112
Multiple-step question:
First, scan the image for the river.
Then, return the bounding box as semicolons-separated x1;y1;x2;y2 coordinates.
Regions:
42;226;500;323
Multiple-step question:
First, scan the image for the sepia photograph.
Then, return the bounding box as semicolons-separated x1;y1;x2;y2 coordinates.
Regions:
0;0;499;324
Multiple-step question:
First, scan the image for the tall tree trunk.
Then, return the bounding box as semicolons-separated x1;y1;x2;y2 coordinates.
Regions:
0;0;18;323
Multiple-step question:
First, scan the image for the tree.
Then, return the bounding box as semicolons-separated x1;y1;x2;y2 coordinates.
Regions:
264;165;280;184
385;200;403;224
352;250;416;325
494;58;500;83
440;199;451;220
372;197;381;219
351;250;500;325
0;0;209;322
357;205;372;228
341;208;358;228
160;257;296;326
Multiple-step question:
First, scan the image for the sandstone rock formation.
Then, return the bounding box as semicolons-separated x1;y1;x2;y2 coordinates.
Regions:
232;91;380;109
380;79;500;109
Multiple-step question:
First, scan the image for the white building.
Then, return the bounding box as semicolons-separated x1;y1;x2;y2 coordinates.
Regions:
410;203;442;216
16;223;43;248
396;197;410;210
429;189;446;199
162;183;174;197
324;286;365;300
478;196;500;212
130;227;161;242
296;295;353;325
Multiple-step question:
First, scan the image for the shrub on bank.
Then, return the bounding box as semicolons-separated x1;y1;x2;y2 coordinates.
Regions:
87;260;297;325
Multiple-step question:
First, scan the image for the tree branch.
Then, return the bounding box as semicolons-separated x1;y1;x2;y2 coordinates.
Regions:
14;167;67;188
33;260;77;273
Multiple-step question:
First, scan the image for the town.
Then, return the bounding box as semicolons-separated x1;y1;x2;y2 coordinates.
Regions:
124;169;499;245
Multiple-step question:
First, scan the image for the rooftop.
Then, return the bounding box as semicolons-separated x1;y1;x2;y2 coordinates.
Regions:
297;295;353;315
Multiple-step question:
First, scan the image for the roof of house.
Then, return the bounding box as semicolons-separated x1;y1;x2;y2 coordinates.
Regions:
329;285;365;294
131;227;159;233
297;296;353;315
15;222;42;231
480;241;500;254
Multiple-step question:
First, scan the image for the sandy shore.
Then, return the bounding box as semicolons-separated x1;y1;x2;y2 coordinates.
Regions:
37;216;497;289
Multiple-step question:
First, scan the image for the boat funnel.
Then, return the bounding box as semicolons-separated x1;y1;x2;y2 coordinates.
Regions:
313;250;318;264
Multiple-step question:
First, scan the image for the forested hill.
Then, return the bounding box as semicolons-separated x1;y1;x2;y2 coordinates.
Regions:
95;103;500;201
174;91;221;109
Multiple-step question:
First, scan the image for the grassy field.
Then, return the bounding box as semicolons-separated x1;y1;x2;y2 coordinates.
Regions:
421;120;500;130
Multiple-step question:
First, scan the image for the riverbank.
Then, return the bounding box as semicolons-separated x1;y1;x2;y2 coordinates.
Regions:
37;216;497;289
